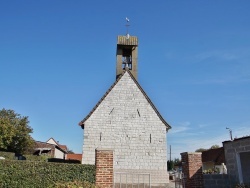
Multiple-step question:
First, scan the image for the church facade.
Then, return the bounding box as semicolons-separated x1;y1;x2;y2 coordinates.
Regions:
79;35;171;185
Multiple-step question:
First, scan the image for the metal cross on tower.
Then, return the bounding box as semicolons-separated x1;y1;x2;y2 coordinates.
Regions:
125;17;130;39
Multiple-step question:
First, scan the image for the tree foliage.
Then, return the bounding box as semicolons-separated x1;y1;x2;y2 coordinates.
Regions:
195;144;221;152
173;158;181;165
67;149;75;154
210;144;220;149
167;160;174;171
195;148;208;152
168;158;181;171
0;108;34;154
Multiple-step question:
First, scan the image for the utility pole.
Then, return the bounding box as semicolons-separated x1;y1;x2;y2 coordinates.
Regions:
226;127;233;140
170;145;172;161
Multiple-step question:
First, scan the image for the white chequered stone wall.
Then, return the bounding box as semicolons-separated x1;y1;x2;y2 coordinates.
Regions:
82;71;169;185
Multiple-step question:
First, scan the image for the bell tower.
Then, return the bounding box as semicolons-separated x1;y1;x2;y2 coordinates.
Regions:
116;35;138;80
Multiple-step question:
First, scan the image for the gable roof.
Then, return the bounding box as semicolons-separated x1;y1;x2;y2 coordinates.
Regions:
46;138;68;153
35;141;55;150
46;137;59;146
78;69;171;130
35;141;67;154
58;144;68;152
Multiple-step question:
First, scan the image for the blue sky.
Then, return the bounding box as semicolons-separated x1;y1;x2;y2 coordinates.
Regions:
1;1;250;159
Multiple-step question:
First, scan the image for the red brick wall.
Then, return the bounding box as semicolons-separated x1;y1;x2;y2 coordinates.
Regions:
181;152;203;188
95;149;113;188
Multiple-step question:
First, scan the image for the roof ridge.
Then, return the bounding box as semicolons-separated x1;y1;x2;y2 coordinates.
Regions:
46;137;59;146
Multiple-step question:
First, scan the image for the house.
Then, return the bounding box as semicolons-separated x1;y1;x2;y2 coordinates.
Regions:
202;147;226;173
78;35;171;186
34;138;68;159
223;136;250;184
180;137;250;187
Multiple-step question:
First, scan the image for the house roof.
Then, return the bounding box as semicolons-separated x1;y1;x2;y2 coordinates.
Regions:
202;147;225;165
35;141;55;150
78;69;171;130
46;137;59;145
45;138;68;153
35;141;67;153
223;135;250;144
66;154;82;161
58;144;68;152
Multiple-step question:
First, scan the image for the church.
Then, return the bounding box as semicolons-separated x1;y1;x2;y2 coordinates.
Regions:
79;34;171;185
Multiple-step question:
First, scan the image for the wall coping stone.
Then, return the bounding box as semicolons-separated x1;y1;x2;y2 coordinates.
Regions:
95;148;114;151
181;152;202;155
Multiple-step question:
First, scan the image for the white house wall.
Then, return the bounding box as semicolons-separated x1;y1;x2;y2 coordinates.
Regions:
54;148;65;159
82;71;169;185
46;138;65;159
47;138;57;145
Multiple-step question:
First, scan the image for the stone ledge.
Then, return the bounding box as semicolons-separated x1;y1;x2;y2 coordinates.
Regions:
96;148;114;151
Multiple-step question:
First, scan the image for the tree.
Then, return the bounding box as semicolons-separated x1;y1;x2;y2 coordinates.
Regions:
173;158;181;166
0;108;34;154
195;148;208;152
167;160;174;171
195;144;221;152
210;145;220;149
67;149;75;154
168;158;181;171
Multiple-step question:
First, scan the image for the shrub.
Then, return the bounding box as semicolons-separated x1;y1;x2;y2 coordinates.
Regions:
25;154;50;162
55;180;98;188
48;158;81;164
0;151;50;161
0;160;95;188
0;151;15;160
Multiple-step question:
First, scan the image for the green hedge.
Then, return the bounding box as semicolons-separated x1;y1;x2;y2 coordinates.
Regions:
47;158;81;164
0;151;51;161
0;151;15;160
24;154;50;162
0;160;95;188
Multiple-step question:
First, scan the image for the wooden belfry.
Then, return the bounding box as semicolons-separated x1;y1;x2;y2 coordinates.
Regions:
116;35;138;80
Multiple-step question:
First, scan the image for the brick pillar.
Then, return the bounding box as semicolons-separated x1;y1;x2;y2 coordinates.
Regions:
95;149;114;188
181;152;203;188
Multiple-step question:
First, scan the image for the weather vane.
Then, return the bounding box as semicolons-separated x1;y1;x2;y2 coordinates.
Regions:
125;17;130;39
